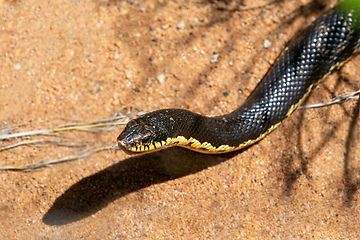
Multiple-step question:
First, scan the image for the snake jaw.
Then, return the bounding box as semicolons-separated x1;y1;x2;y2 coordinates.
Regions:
117;133;134;151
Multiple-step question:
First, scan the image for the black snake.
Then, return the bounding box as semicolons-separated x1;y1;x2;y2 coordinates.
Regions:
117;4;360;154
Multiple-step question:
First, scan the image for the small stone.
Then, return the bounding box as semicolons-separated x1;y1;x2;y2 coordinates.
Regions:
119;7;128;16
210;53;219;63
264;39;272;48
177;20;185;30
114;50;121;59
156;73;166;84
93;86;101;93
13;63;21;70
125;69;132;79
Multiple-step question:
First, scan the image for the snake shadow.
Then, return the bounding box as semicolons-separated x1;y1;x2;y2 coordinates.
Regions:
42;147;235;226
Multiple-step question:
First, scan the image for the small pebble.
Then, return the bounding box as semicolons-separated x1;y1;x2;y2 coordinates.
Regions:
13;63;21;70
210;53;219;63
156;73;166;84
264;39;272;48
93;86;101;93
119;8;128;16
125;69;132;79
114;50;121;59
177;20;185;30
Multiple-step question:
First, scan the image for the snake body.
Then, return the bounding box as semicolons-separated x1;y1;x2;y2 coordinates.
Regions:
117;5;360;154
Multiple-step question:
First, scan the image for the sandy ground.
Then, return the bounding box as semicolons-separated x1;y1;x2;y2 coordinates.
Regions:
1;0;360;238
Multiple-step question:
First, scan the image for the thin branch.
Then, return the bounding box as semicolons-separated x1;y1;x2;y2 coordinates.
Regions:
0;139;88;152
53;122;127;132
0;129;54;141
298;89;360;109
0;121;127;141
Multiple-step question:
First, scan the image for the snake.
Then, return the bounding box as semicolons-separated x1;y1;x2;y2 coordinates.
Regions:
117;4;360;154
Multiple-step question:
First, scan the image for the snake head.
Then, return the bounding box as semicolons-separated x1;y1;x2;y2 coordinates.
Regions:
117;112;169;153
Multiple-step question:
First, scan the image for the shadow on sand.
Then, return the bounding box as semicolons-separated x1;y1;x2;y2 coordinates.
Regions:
43;147;235;225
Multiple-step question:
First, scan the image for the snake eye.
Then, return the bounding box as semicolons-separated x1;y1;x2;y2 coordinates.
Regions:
142;135;151;144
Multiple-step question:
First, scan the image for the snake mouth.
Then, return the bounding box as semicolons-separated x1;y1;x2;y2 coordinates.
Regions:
117;138;126;149
117;139;139;155
117;132;129;149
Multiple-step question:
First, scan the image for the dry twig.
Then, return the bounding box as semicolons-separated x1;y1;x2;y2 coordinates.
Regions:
298;89;360;109
0;115;128;171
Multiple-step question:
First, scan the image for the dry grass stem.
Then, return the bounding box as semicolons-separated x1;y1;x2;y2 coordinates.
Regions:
0;139;88;152
0;115;128;171
299;89;360;109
